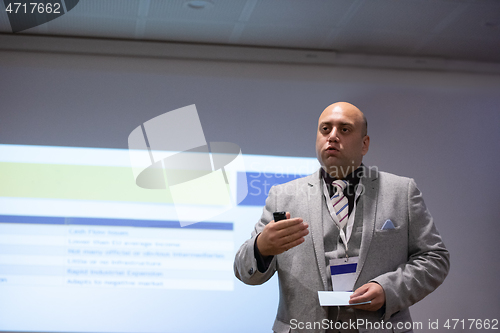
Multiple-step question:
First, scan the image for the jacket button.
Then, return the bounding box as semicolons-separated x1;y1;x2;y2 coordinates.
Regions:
248;268;254;275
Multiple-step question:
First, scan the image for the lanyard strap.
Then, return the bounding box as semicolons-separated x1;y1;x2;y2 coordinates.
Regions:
322;179;362;254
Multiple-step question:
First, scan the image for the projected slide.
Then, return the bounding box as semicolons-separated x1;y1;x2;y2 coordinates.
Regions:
0;144;319;333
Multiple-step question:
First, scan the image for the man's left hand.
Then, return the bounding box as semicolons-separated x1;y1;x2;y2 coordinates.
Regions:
349;282;385;311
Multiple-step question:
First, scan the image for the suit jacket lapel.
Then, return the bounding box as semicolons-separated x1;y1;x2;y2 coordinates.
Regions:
354;166;379;288
307;170;329;290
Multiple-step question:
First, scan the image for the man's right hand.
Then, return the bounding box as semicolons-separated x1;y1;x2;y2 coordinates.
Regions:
256;212;309;257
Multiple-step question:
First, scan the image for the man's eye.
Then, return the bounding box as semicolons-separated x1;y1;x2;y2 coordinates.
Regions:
341;127;349;132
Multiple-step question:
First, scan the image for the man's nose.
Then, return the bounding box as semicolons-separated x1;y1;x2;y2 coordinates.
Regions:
328;127;339;142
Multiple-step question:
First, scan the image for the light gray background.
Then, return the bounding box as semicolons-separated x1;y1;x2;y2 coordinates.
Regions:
1;49;499;332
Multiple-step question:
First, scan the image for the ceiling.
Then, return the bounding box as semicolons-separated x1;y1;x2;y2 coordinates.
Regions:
1;0;500;70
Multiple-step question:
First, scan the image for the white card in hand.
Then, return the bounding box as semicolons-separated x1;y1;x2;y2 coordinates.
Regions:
318;291;371;306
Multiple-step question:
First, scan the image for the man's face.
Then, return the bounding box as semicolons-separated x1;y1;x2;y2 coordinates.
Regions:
315;103;370;178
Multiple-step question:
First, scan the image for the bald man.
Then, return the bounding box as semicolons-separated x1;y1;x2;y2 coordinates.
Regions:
234;102;449;333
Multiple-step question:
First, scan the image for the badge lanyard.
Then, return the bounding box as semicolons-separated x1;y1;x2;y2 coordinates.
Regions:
322;179;362;257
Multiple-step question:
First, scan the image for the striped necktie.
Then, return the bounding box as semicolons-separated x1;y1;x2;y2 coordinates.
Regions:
331;180;349;227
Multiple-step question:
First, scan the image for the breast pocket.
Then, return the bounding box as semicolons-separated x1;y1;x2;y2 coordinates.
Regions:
376;225;402;233
374;225;404;240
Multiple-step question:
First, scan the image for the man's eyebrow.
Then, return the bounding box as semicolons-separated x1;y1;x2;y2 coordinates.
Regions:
319;121;354;127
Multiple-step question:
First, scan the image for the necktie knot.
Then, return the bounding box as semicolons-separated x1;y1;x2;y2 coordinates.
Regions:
332;179;348;193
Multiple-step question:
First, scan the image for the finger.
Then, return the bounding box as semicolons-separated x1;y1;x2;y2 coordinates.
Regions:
350;292;377;308
281;235;306;251
272;217;304;230
351;303;374;311
352;297;383;311
262;223;306;248
350;295;370;305
275;221;309;238
350;284;384;311
278;228;309;245
352;288;374;301
350;290;373;304
350;285;369;298
264;225;304;245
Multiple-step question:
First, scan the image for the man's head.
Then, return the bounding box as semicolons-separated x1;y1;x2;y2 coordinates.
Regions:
315;102;370;179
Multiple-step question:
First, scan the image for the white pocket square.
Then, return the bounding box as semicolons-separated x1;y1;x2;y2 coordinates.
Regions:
381;219;395;230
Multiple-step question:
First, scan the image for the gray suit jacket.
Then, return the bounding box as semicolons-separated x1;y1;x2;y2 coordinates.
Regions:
234;166;450;333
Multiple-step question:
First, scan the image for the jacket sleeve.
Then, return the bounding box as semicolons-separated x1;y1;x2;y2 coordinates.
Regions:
234;185;279;285
371;179;450;320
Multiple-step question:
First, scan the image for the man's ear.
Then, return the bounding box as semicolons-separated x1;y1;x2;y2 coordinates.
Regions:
361;135;370;156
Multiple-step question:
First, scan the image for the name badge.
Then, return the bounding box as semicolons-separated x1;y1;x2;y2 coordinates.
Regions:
329;256;359;292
